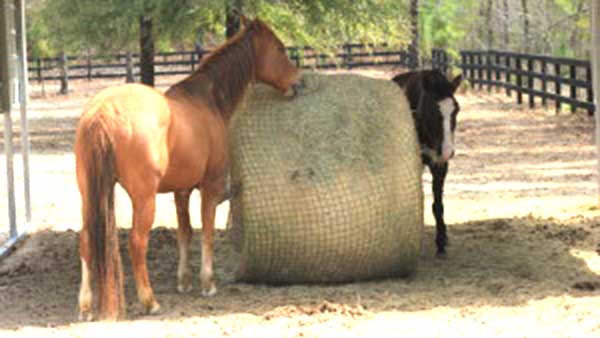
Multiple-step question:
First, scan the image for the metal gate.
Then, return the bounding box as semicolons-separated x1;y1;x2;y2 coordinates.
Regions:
0;0;31;258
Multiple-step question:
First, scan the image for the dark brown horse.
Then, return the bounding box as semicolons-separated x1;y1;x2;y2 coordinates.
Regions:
392;69;462;257
74;18;300;321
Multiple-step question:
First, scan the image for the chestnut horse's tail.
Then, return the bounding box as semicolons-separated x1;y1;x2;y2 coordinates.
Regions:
77;118;125;320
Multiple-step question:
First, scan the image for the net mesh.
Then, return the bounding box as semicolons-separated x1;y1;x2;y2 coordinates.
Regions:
228;72;423;284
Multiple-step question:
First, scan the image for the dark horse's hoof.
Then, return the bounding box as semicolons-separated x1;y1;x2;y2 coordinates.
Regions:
435;250;447;259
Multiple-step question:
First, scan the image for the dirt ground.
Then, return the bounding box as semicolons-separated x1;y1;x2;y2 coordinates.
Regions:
1;68;600;337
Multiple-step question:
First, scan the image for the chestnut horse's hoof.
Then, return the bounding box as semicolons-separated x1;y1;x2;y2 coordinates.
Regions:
177;283;193;294
201;286;217;297
144;301;161;315
177;272;193;293
78;310;93;322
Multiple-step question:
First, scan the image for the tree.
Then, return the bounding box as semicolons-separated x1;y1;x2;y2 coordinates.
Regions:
139;14;154;86
226;0;243;38
502;0;509;49
521;0;530;52
408;0;419;69
486;0;494;48
33;0;222;86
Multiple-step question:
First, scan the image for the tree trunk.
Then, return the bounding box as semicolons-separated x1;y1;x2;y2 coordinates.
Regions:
226;0;243;39
59;51;68;94
486;0;494;49
408;0;419;70
521;0;530;52
502;0;509;49
591;0;600;205
139;15;154;87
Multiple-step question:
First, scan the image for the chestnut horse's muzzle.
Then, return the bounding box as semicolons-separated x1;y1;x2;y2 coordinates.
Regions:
285;78;306;98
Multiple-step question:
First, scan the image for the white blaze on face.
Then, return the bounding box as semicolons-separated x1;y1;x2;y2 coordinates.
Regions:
438;97;456;162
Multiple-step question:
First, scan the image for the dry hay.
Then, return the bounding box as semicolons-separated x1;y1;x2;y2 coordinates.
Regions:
228;72;423;284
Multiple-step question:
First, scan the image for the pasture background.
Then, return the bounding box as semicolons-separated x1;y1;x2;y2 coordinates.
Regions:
1;68;600;337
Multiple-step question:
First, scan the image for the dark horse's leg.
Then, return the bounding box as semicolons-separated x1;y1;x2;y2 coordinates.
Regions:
428;161;449;257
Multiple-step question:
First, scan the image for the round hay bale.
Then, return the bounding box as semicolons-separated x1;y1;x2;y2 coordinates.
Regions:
228;72;423;284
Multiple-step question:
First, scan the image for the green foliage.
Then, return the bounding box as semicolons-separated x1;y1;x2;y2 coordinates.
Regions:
26;0;411;57
247;1;411;49
25;0;592;59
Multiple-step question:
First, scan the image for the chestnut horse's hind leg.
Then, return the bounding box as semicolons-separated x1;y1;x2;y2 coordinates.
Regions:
129;193;161;314
174;190;193;293
78;226;93;321
199;178;226;297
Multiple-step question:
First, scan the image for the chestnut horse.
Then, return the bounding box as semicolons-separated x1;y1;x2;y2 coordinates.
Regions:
74;18;300;321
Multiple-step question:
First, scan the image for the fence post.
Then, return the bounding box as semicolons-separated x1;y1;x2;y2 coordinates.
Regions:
460;51;467;83
486;51;492;92
86;55;92;81
570;64;577;113
527;57;534;108
505;54;512;97
470;53;476;85
516;56;522;105
477;53;484;90
541;59;547;107
444;50;449;75
36;58;41;82
344;44;353;69
289;47;300;68
494;51;501;92
190;52;195;72
59;52;68;95
126;51;134;83
587;64;594;116
555;63;561;113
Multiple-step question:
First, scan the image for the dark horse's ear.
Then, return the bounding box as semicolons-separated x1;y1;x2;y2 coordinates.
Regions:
451;74;463;93
421;72;435;92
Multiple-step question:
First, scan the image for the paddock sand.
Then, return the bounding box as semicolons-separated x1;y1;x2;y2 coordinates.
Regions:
1;69;599;337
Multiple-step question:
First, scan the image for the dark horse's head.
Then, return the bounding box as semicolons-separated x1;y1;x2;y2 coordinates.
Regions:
392;70;462;164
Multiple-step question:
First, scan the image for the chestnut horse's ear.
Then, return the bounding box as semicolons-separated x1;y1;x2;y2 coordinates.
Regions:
239;14;249;28
450;74;463;93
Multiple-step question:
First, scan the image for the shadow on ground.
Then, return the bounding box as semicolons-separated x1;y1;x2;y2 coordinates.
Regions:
0;216;598;329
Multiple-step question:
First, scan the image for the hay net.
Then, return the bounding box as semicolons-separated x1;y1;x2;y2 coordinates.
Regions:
228;72;423;284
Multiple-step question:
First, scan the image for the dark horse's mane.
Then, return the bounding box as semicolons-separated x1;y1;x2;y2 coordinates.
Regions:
168;20;263;116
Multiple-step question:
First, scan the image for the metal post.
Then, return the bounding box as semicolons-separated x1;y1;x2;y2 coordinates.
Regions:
16;0;30;223
0;0;30;258
591;0;600;205
1;0;18;239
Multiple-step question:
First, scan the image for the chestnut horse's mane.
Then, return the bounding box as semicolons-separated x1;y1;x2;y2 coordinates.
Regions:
170;20;268;115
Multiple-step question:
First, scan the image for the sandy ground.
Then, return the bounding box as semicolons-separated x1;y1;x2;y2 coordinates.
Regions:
1;69;600;337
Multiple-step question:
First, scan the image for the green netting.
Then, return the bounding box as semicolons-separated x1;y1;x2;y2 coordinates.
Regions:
228;72;423;284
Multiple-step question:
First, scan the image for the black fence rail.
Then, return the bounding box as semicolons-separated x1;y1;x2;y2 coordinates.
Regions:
28;51;202;82
460;49;595;115
430;48;451;75
27;43;417;87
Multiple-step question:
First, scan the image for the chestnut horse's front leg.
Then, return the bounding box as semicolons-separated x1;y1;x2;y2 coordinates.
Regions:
199;177;226;296
174;190;193;293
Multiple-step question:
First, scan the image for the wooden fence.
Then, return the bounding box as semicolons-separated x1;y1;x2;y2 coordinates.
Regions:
27;43;415;86
459;50;595;115
27;46;596;116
